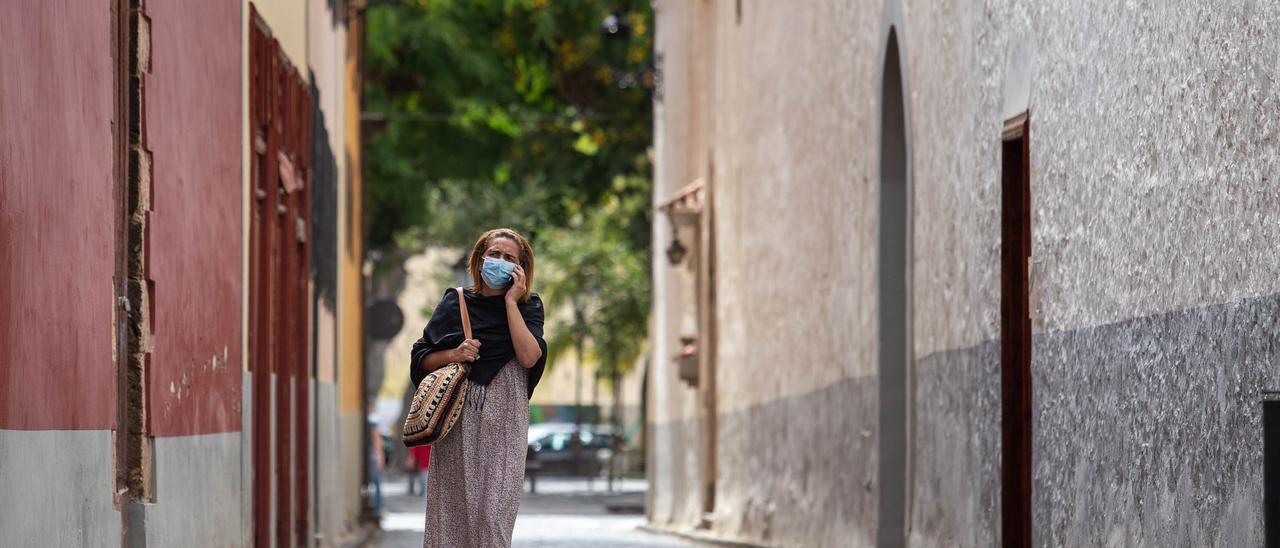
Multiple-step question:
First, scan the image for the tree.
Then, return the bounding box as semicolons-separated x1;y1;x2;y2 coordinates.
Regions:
539;172;651;383
364;0;654;382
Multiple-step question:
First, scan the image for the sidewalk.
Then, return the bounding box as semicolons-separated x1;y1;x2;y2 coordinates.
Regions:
367;477;691;548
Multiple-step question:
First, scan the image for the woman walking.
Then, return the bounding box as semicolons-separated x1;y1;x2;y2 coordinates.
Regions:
411;228;547;547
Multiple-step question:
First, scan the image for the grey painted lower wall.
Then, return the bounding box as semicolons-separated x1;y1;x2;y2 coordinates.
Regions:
647;410;706;532
911;341;1001;547
339;410;365;535
241;371;254;548
308;380;316;547
910;293;1278;546
0;376;364;547
1031;293;1278;546
650;294;1278;547
718;376;878;547
649;376;879;547
314;381;344;545
144;431;244;546
0;429;120;547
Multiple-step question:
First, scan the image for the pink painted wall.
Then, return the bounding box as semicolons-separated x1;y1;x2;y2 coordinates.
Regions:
145;0;243;437
0;2;117;430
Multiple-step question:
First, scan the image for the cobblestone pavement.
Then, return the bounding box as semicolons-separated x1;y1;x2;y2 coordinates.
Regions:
367;477;692;548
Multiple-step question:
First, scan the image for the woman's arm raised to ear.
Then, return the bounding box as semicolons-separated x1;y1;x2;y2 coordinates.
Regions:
506;300;543;368
505;266;543;368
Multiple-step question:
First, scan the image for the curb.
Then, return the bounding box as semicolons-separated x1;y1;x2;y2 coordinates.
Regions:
343;519;382;548
637;524;767;547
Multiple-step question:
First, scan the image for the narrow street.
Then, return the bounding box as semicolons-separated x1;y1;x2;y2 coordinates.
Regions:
369;478;691;548
7;1;1280;546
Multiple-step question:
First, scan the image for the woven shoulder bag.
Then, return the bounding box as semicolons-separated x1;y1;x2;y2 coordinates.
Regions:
402;287;472;447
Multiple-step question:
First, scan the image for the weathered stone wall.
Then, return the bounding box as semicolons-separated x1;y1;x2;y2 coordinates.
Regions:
648;0;715;531
705;0;883;545
908;0;1280;545
650;0;1280;546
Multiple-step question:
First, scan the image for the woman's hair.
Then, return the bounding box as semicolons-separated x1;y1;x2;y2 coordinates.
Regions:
467;228;535;303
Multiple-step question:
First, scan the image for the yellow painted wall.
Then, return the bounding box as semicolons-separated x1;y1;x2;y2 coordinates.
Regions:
338;5;365;414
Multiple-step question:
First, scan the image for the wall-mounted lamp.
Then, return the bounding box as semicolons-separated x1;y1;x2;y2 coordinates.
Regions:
656;179;705;267
666;235;687;265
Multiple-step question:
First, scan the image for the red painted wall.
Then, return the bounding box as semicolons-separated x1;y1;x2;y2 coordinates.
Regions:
0;3;117;430
145;0;243;437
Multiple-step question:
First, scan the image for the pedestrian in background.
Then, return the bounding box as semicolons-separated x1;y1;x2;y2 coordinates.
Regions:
404;450;418;496
410;228;548;548
367;403;385;516
408;444;431;498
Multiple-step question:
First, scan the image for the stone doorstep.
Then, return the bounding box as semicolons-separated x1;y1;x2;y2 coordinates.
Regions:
638;523;770;548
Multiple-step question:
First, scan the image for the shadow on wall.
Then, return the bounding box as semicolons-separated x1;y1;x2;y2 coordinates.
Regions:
309;72;339;313
877;25;910;548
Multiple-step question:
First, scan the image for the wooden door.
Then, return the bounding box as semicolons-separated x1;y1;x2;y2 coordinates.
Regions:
250;7;313;546
1000;112;1032;548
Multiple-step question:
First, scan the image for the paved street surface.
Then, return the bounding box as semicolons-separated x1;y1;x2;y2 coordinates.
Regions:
368;477;692;548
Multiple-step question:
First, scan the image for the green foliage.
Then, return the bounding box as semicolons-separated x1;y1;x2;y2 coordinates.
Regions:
539;173;651;382
364;0;653;380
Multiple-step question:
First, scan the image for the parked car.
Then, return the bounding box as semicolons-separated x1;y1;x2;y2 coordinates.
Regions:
526;423;620;476
527;421;578;445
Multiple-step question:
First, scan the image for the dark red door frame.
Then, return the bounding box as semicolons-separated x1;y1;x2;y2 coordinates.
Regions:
1000;112;1032;548
250;6;313;546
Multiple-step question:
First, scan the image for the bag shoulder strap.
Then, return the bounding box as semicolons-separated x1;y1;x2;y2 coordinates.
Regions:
456;287;473;340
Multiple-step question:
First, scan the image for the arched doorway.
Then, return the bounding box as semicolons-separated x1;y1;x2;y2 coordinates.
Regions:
877;26;911;548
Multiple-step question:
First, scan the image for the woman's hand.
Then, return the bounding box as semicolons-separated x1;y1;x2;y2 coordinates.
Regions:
452;339;481;363
506;265;528;303
421;338;480;372
504;271;542;368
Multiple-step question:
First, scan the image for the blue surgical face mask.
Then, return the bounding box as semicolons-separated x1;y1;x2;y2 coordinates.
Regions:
481;256;517;289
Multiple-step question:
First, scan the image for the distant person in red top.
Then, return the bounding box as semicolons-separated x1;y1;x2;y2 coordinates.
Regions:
406;444;431;498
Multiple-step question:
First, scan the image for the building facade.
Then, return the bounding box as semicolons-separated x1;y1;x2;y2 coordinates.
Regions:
648;0;1280;546
0;1;369;546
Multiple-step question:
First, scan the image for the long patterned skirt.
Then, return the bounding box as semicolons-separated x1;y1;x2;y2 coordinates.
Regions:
423;360;528;547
